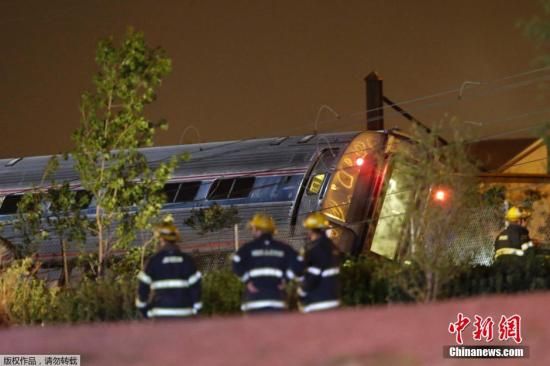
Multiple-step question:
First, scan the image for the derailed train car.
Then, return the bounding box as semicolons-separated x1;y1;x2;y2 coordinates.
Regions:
0;130;434;263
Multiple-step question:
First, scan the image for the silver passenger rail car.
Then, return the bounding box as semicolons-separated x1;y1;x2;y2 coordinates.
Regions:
0;130;411;263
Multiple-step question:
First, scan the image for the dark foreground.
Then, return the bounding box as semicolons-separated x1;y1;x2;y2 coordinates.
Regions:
1;292;548;366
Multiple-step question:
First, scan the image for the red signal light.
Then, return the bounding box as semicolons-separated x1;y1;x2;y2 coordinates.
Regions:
433;189;447;202
355;157;365;167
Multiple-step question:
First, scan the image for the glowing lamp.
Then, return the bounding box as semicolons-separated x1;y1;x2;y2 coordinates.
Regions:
434;189;447;202
355;157;365;167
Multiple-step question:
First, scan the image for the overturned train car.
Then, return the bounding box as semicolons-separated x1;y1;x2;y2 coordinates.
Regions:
0;130;496;265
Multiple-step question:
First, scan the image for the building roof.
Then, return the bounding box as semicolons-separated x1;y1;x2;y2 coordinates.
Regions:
467;138;539;172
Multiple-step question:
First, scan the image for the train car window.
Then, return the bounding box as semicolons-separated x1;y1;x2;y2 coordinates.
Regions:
307;173;326;195
208;179;234;200
229;177;255;198
163;183;180;203
0;195;22;215
208;177;256;200
319;173;331;200
175;181;201;202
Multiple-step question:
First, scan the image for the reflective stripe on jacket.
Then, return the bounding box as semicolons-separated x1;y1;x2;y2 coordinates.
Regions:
494;224;532;260
299;233;342;312
232;233;303;312
136;244;202;318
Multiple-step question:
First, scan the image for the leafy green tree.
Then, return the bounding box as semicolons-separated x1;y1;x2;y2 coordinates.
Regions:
518;0;550;171
185;204;240;235
44;185;89;286
71;29;183;276
13;157;89;285
518;0;550;66
389;120;486;302
14;191;47;258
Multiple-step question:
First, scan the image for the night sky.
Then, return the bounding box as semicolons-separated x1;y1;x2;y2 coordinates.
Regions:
1;0;548;158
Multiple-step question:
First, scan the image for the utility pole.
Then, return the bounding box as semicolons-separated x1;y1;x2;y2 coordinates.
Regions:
365;71;384;131
364;70;447;145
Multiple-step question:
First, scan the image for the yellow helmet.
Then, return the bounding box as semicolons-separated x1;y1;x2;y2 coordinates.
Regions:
155;217;180;241
248;213;276;233
303;212;330;230
505;207;531;222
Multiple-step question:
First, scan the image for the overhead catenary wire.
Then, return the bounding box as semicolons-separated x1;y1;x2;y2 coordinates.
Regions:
236;65;550;137
2;107;550;200
2;65;550;200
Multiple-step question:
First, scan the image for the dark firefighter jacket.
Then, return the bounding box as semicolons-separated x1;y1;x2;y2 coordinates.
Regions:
299;233;342;313
232;234;303;312
136;243;202;318
494;223;534;259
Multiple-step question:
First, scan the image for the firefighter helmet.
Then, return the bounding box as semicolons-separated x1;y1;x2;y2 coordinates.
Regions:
303;212;330;230
505;206;531;222
248;213;276;233
155;217;180;241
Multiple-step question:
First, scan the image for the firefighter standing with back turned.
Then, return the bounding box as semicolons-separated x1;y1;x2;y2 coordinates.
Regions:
494;206;535;263
298;212;342;313
493;206;536;290
232;213;303;313
135;218;202;319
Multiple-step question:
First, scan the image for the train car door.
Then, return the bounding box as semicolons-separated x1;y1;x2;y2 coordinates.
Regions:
291;148;339;234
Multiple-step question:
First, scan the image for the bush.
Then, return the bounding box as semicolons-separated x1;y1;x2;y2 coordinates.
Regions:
0;259;57;326
0;259;138;326
442;254;550;297
201;269;243;316
340;254;550;305
340;256;394;306
54;274;137;323
2;253;548;326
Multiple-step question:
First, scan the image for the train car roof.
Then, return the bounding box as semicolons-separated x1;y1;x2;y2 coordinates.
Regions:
0;131;361;194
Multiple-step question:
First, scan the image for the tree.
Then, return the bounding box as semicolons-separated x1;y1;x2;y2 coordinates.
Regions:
388;120;486;302
518;1;550;171
13;157;89;285
71;29;182;276
518;0;550;66
185;204;240;235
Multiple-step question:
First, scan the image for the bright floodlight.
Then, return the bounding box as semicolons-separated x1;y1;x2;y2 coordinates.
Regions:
434;189;446;202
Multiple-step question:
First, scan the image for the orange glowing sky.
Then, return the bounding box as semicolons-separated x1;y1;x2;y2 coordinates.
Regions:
1;0;548;158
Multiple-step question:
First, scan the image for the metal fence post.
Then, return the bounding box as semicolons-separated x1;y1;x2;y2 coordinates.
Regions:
234;224;239;251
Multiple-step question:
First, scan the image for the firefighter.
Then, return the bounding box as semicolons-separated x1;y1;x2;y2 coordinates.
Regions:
232;213;303;313
494;206;535;263
135;219;202;319
298;212;342;313
493;206;536;291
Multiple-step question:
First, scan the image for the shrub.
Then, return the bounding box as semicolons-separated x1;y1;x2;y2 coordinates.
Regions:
0;259;57;326
2;253;548;326
201;268;243;316
340;253;550;306
0;259;138;325
340;256;394;306
54;274;137;323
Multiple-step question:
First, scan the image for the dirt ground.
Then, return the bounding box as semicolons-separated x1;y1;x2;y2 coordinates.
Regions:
0;292;548;366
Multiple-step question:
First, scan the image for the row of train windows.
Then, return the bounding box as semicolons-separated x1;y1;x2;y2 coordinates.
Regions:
164;177;256;203
0;177;261;214
0;190;92;215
